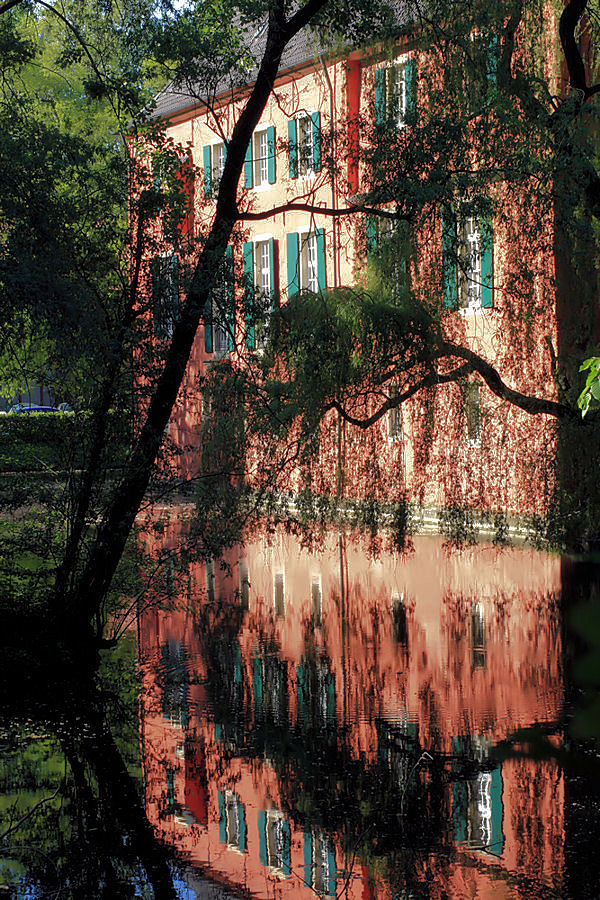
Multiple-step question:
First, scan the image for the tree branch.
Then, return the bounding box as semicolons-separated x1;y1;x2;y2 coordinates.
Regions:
559;0;600;99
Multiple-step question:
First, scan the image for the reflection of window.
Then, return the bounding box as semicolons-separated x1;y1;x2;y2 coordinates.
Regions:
259;810;291;874
239;559;250;609
218;790;247;852
296;657;336;729
470;601;486;667
452;736;504;856
160;640;189;729
206;558;216;603
253;654;288;725
151;254;179;340
274;571;285;618
304;831;336;896
391;591;408;645
311;575;322;626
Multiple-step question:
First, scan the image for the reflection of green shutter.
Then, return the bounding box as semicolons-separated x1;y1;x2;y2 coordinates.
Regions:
268;237;276;310
375;68;385;125
327;846;336;895
287;232;299;297
282;820;291;876
297;661;308;722
253;656;263;720
244;141;253;189
452;779;467;844
258;810;267;866
316;228;326;291
405;58;417;123
325;672;335;725
238;798;247;852
203;145;211;198
267;125;276;184
486;33;499;95
480;215;493;308
243;241;255;350
166;768;175;813
218;790;227;843
311;111;321;172
489;766;504;856
288;119;298;178
225;245;235;350
215;722;222;741
234;642;242;684
442;204;458;310
303;831;312;886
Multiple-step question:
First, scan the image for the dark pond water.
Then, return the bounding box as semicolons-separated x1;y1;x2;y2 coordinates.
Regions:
2;519;600;899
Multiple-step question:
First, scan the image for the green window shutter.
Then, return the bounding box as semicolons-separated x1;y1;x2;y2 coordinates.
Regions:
489;766;504;856
218;790;227;843
282;820;291;876
480;215;493;308
203;277;213;354
441;204;458;310
311;111;321;172
286;232;299;297
288;119;298;179
244;140;253;189
366;216;378;257
267;125;276;184
258;811;267;867
327;847;336;895
203;145;212;198
374;68;386;125
225;245;235;350
316;228;326;291
252;656;263;720
268;237;276;310
238;798;247;852
303;831;313;886
243;241;255;350
405;58;417;123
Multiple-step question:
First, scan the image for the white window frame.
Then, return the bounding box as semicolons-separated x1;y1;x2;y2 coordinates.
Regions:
311;574;322;626
210;278;231;358
265;809;288;873
387;384;402;442
458;213;483;311
465;382;481;446
253;126;270;188
298;228;319;293
250;233;274;349
210;140;226;187
152;252;179;341
388;57;410;128
297;114;315;178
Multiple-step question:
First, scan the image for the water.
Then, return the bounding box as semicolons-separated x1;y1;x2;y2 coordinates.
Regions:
2;520;600;898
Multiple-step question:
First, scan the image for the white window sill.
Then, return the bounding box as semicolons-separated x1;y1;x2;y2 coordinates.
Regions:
252;181;272;192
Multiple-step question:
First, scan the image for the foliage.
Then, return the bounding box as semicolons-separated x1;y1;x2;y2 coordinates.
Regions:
578;355;600;417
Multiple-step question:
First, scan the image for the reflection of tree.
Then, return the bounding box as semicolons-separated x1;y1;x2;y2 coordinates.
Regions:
0;638;177;899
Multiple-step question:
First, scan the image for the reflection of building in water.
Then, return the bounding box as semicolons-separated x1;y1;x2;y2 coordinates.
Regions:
138;517;565;898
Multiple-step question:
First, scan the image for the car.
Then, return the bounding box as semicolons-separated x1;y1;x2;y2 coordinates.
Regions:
8;404;61;414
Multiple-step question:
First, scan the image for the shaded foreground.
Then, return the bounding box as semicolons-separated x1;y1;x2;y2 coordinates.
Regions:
2;518;600;897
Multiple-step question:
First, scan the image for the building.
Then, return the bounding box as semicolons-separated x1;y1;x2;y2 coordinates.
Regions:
145;5;591;534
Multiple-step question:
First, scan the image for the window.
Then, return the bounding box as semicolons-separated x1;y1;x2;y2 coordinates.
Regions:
259;810;291;875
465;382;481;445
286;229;326;297
204;246;234;355
304;832;336;896
218;790;247;852
243;125;275;188
203;141;226;198
239;559;250;609
388;384;402;441
311;575;322;626
243;238;276;349
151;254;179;340
288;113;321;178
375;58;416;128
274;571;285;618
442;204;493;310
470;602;486;668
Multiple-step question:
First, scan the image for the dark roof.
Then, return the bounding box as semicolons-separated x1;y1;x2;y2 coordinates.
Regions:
151;1;413;121
151;23;322;121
